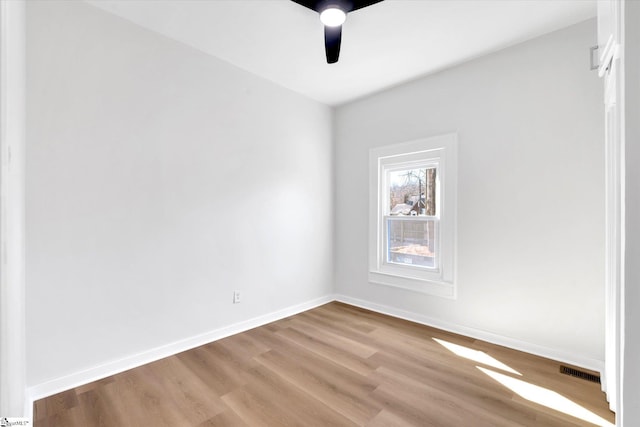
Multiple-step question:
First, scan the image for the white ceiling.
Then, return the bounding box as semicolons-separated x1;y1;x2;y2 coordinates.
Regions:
85;0;596;106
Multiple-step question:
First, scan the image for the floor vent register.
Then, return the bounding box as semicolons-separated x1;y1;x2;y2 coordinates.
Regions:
560;365;601;384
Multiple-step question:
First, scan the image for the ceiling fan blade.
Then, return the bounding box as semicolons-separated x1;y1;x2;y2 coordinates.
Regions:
290;0;322;12
324;25;342;64
291;0;384;13
350;0;384;12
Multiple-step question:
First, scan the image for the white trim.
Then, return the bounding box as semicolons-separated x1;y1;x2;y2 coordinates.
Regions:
599;0;624;415
0;0;27;419
335;294;605;374
27;295;335;403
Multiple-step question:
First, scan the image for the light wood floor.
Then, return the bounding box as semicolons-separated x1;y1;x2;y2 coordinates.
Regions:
34;302;614;426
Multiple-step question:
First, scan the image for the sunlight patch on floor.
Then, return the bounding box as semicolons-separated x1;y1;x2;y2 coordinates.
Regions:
433;338;521;375
477;366;614;427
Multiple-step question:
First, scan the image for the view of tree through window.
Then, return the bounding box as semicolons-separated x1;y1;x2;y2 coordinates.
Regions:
387;167;437;268
389;168;436;216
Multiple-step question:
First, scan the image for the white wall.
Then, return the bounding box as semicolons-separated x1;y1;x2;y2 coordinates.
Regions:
622;0;640;424
25;0;333;388
334;20;605;367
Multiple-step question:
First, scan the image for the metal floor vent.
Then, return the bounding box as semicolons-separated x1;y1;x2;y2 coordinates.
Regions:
560;365;601;384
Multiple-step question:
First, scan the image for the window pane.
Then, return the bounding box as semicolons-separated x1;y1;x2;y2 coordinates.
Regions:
387;218;437;268
389;167;437;216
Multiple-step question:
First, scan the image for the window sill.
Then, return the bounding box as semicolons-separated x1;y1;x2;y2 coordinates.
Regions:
368;270;456;299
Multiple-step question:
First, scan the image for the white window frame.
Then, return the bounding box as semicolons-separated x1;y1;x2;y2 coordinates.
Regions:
369;134;457;298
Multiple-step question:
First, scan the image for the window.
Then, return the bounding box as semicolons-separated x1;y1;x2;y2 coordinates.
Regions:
369;134;457;298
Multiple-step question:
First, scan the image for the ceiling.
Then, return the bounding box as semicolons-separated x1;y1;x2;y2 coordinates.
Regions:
85;0;596;106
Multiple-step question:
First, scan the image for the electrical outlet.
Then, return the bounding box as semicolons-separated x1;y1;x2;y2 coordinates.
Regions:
233;290;241;304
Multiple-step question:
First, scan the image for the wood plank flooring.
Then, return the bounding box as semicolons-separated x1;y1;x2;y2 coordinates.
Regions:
34;302;615;426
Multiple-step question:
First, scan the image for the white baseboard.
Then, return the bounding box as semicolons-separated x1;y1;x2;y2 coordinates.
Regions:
26;294;335;405
24;395;32;425
26;292;604;417
335;294;604;374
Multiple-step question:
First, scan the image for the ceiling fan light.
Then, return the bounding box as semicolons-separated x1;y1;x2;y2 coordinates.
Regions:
320;7;346;27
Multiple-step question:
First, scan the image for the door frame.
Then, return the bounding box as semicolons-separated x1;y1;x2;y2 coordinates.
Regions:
0;0;27;418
